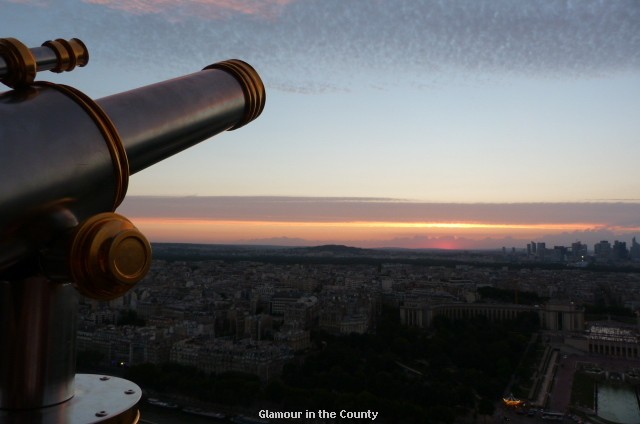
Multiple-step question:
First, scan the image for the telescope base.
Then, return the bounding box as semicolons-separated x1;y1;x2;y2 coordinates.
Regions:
0;374;141;424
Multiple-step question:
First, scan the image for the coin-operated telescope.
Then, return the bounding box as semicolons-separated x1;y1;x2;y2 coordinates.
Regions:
0;37;265;423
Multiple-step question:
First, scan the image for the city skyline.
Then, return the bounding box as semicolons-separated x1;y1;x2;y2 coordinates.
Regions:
4;0;640;249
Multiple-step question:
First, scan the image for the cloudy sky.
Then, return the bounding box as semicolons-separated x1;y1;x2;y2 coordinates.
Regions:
3;0;640;249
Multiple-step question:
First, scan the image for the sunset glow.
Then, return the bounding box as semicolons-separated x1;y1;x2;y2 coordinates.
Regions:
133;218;603;232
129;217;632;249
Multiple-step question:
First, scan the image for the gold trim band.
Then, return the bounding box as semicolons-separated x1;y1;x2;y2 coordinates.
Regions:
41;40;71;73
34;82;129;209
204;59;266;130
42;38;89;73
0;37;37;88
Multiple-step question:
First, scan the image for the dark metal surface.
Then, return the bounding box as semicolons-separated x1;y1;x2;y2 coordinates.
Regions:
30;46;60;70
0;374;141;424
97;67;248;174
0;277;77;409
0;84;119;272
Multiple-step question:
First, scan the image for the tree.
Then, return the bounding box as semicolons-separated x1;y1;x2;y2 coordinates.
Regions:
117;309;145;326
478;398;495;423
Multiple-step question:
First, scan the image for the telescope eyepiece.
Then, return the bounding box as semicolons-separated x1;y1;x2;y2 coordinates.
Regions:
0;37;89;88
41;38;89;74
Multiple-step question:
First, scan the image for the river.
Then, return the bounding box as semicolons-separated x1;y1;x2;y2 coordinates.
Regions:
139;403;228;424
597;382;640;424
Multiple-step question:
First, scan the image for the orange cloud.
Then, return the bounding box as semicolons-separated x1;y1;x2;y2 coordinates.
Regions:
82;0;297;19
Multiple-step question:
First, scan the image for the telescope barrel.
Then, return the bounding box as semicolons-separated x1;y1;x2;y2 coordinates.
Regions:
0;59;265;275
98;60;265;174
0;277;77;409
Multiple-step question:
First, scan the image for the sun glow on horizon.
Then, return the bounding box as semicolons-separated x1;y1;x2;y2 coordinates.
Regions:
132;217;602;231
126;217;635;248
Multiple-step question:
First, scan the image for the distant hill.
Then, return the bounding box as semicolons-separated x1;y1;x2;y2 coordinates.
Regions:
289;244;374;256
148;242;639;272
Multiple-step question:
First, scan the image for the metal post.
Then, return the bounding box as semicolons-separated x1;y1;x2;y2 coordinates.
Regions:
0;276;76;409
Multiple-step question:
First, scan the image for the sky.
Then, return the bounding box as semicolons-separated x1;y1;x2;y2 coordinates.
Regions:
3;0;640;250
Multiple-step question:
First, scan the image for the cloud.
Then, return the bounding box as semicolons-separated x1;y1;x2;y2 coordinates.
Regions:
119;197;640;249
8;0;639;92
118;196;640;227
81;0;297;19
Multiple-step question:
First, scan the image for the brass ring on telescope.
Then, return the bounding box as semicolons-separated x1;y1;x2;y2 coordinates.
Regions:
45;38;89;72
0;37;37;88
204;59;266;130
71;38;89;65
62;38;89;69
33;82;129;210
41;40;71;73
